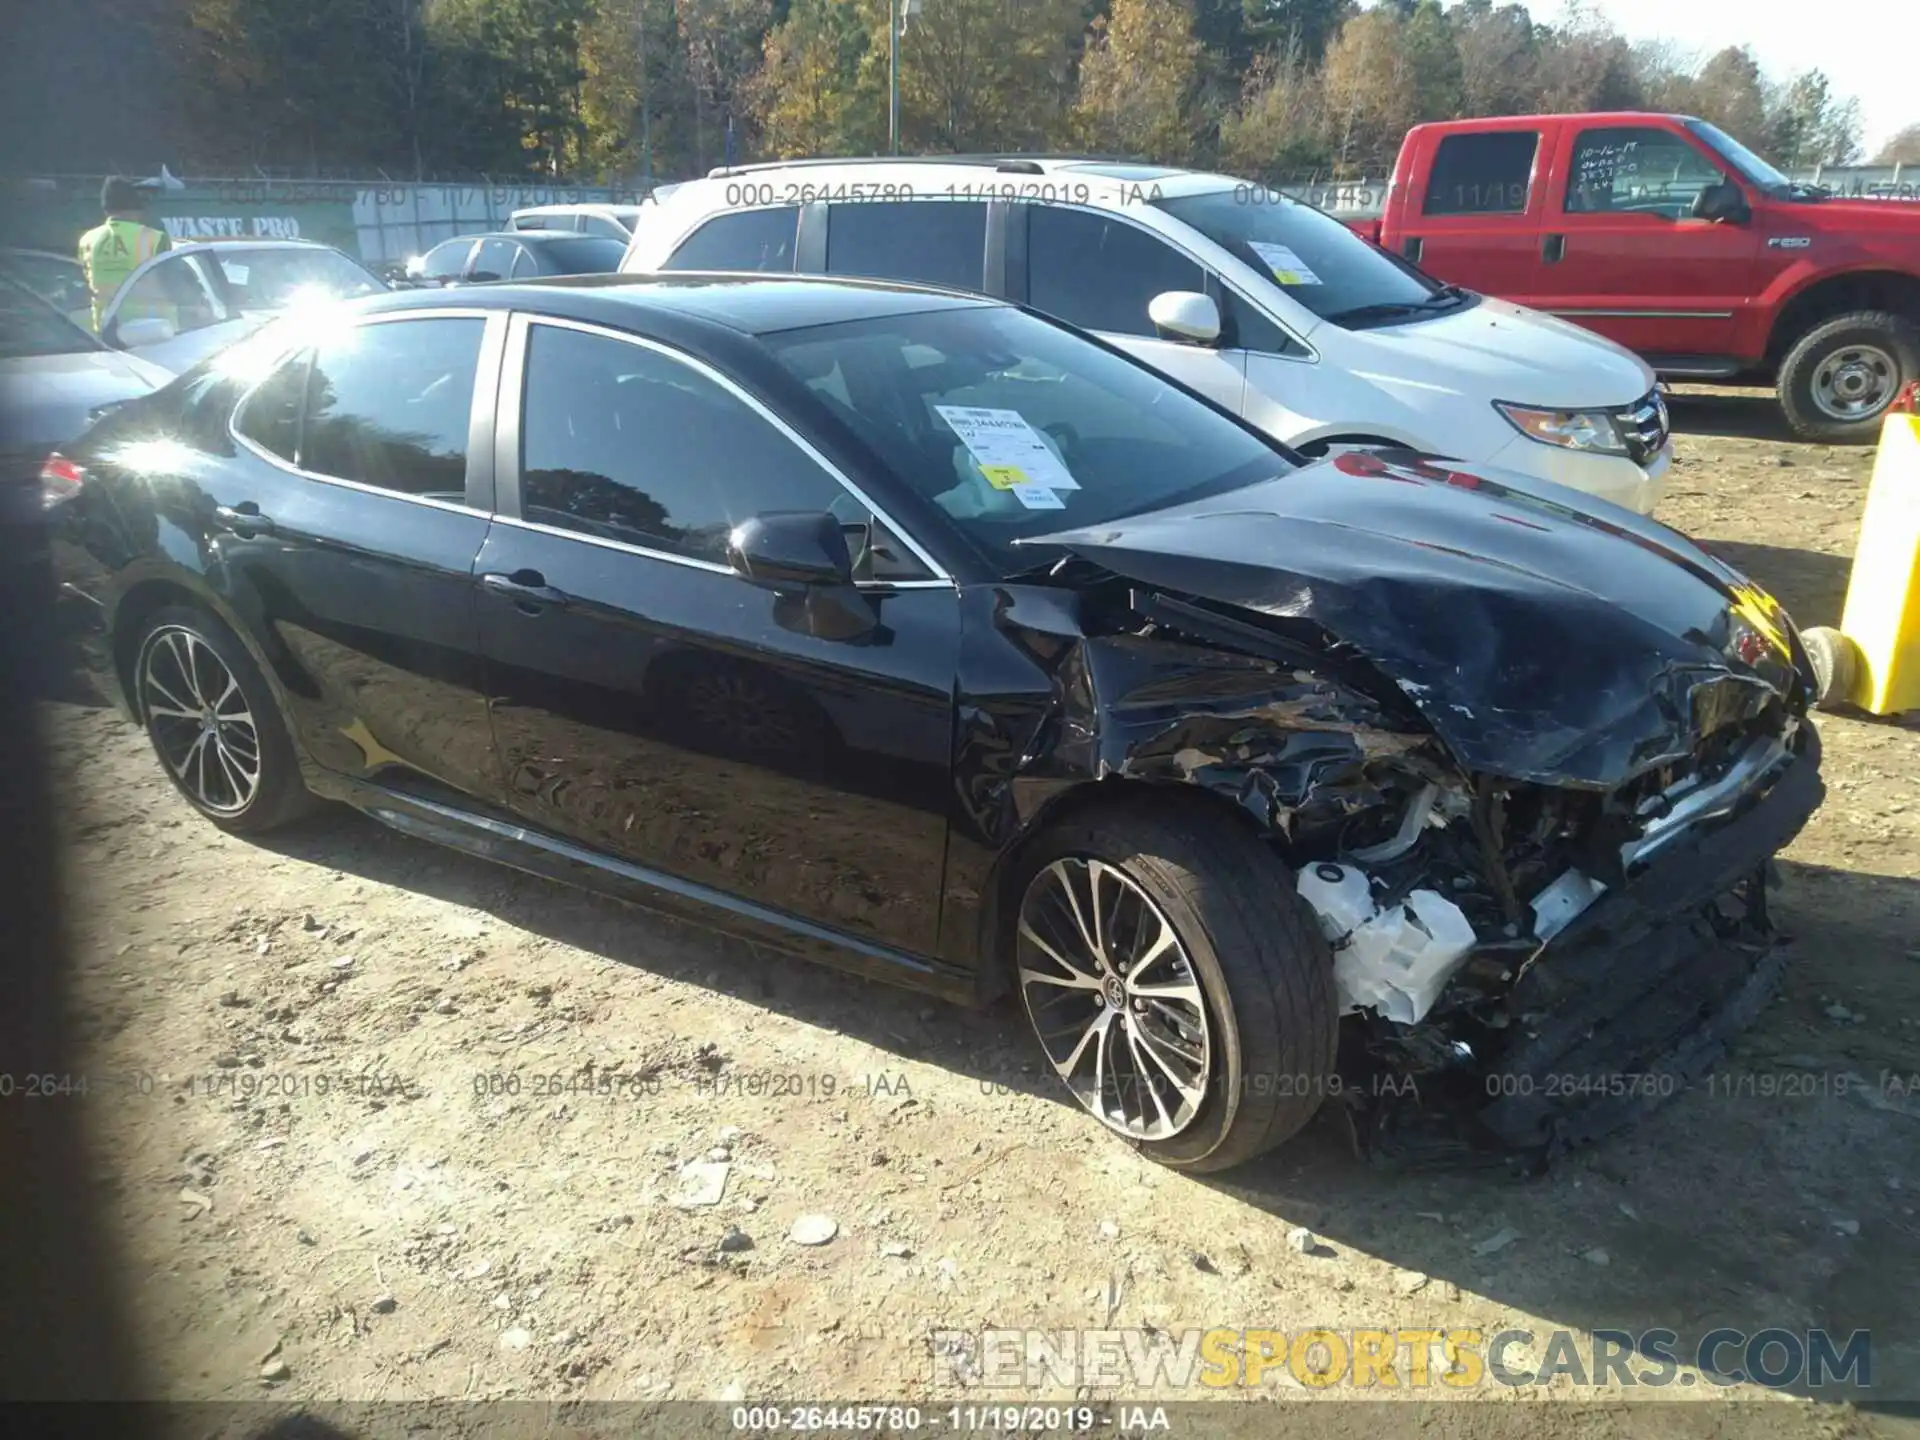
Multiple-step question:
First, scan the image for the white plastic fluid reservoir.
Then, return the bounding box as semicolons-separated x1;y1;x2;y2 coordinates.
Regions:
1332;889;1480;1026
1295;862;1376;946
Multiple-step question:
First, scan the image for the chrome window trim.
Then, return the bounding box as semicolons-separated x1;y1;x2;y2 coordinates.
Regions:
487;515;955;590
504;311;955;584
226;308;504;516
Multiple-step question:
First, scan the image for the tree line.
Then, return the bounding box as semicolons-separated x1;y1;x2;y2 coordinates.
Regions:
12;0;1905;185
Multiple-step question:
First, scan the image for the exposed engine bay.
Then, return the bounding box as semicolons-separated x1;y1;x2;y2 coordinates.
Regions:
987;532;1827;1169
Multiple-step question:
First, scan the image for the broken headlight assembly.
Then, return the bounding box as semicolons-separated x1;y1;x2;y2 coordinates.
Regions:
1493;400;1630;456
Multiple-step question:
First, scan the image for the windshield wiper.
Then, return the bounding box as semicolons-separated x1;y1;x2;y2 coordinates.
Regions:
1328;286;1467;326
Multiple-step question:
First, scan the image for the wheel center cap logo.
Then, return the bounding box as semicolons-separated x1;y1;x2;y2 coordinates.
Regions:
1104;976;1127;1008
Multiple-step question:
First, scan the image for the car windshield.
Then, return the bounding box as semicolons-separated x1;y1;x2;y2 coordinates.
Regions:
1684;119;1793;192
535;236;629;273
201;248;386;313
0;279;105;358
762;303;1292;574
1154;187;1457;327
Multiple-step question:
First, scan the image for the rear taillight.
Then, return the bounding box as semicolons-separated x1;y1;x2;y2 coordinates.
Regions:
39;453;86;507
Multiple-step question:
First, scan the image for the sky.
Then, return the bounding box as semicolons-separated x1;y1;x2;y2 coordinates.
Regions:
1572;0;1911;159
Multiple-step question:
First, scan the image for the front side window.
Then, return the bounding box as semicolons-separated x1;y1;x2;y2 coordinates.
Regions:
763;303;1291;574
518;323;849;563
826;201;988;291
114;254;225;336
1027;207;1204;338
1152;189;1449;326
1423;132;1539;216
663;207;799;273
1567;127;1727;218
584;215;632;240
301;318;484;502
233;348;311;462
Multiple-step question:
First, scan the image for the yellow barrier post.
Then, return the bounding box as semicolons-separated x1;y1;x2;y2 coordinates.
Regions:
1805;407;1920;716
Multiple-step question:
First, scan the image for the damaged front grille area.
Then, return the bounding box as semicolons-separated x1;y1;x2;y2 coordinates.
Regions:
1285;705;1823;1168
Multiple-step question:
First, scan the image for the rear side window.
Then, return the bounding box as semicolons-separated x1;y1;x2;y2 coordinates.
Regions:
302;318;485;503
826;201;988;291
517;323;847;562
1027;207;1203;338
1422;132;1539;215
233;349;311;462
663;207;799;273
533;236;628;274
420;239;473;281
471;238;518;281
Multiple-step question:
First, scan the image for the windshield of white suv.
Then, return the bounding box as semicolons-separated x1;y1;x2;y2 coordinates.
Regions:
1155;187;1469;329
763;304;1293;573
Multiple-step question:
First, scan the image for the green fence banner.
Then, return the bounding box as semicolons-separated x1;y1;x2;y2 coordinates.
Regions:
4;178;362;259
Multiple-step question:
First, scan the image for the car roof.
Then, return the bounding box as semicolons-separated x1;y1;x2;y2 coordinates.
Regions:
687;156;1234;202
513;204;644;217
158;239;342;255
454;230;629;245
357;271;999;336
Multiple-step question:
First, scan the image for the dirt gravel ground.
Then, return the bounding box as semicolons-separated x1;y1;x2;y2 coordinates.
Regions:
38;386;1920;1436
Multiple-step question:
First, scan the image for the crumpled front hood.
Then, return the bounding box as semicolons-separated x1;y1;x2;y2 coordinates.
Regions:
1023;450;1803;788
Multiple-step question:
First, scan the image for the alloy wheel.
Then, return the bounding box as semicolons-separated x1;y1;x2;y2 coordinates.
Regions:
1016;857;1213;1140
1811;343;1898;422
139;626;261;815
684;670;797;754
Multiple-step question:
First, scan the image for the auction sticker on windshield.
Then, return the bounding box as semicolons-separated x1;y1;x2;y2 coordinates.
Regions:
935;405;1079;510
1248;241;1322;285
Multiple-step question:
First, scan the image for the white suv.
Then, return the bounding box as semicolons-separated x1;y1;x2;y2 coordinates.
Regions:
620;158;1672;513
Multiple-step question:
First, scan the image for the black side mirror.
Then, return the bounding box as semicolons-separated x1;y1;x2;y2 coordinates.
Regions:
727;511;854;590
1691;181;1748;224
467;270;503;283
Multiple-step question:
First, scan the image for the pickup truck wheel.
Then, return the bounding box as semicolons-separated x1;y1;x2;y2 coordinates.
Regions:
1010;799;1338;1173
1778;312;1919;443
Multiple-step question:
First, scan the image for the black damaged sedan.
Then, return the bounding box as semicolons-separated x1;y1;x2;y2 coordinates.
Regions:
44;275;1824;1172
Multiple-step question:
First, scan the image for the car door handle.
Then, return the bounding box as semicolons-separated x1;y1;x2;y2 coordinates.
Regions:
213;503;275;537
1402;236;1423;263
481;570;571;609
1543;233;1566;263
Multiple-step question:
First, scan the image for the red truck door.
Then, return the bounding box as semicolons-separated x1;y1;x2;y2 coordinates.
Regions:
1527;120;1759;364
1391;123;1547;296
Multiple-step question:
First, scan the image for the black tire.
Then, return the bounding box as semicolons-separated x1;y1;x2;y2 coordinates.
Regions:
131;605;313;834
1009;796;1338;1173
1778;311;1920;443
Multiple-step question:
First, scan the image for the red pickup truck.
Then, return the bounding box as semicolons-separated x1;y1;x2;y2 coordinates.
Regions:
1354;112;1920;442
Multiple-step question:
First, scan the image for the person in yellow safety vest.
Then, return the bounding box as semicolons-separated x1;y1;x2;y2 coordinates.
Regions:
77;177;172;331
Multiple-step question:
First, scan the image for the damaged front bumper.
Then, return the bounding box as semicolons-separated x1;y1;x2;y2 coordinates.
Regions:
1333;720;1825;1167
